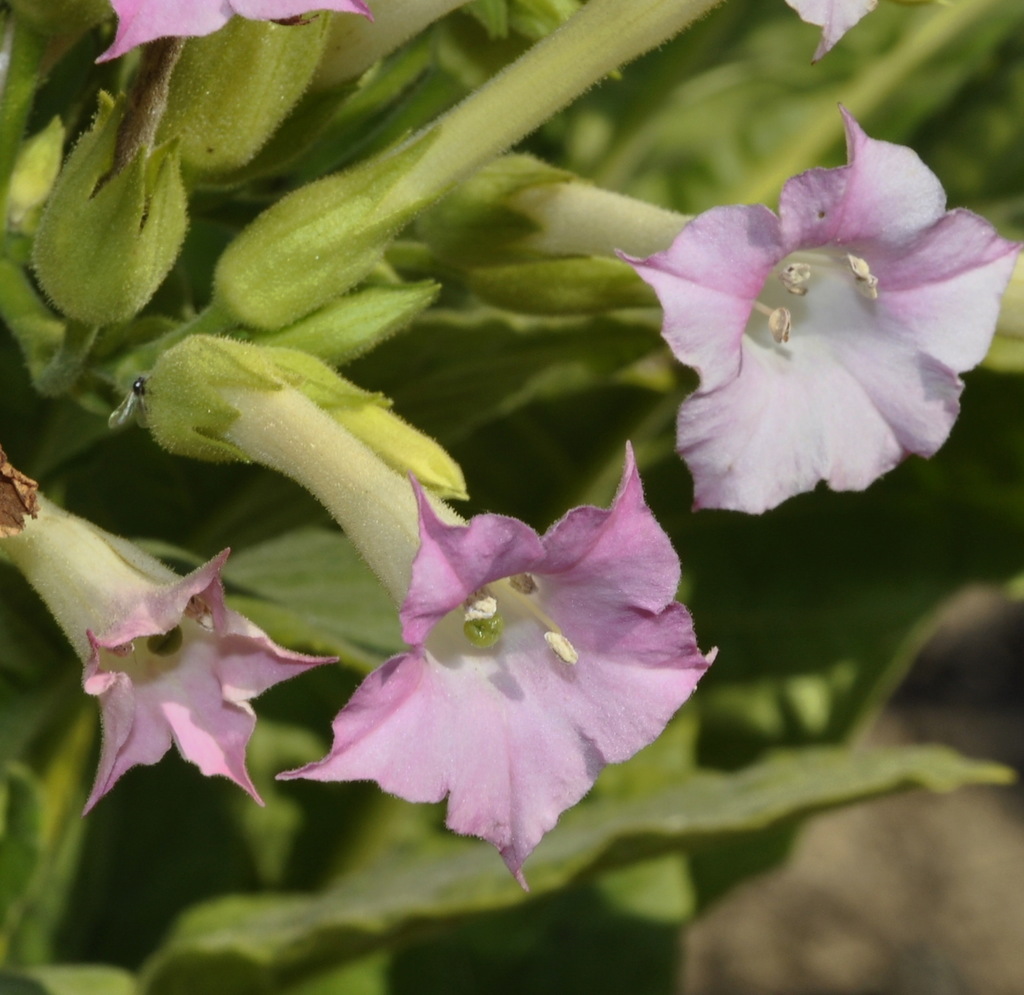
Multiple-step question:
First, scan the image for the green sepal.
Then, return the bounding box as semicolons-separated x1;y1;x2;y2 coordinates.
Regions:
158;16;330;185
214;129;441;331
7;116;64;233
418;154;571;266
255;282;439;365
147;336;467;498
31;94;188;326
467;256;656;314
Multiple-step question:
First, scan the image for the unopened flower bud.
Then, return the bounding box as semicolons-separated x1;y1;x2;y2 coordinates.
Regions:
146;335;466;500
32;95;187;326
158;16;330;185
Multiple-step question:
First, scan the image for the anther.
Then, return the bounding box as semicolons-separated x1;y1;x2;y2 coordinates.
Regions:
545;631;579;665
509;573;537;595
185;595;214;630
769;306;792;344
847;254;878;300
778;263;811;296
464;594;498;621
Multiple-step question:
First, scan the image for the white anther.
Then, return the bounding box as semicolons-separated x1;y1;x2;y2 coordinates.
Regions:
545;631;579;665
769;306;792;344
847;254;878;300
464;595;498;621
778;263;811;296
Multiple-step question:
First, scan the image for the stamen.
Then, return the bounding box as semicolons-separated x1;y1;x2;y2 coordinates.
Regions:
545;631;579;665
107;641;135;657
847;254;878;300
185;595;214;630
769;306;792;344
509;573;537;595
778;263;811;296
464;594;498;621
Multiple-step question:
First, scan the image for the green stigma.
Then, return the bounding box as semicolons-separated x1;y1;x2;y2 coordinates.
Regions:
463;613;505;648
147;626;184;656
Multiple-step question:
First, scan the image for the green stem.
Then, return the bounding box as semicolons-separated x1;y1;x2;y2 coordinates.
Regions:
382;0;727;211
0;13;46;242
34;320;98;397
0;257;63;377
731;0;1013;206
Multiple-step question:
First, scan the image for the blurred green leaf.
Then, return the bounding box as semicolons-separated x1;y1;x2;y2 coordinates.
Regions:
139;745;1009;994
221;528;403;669
0;965;136;995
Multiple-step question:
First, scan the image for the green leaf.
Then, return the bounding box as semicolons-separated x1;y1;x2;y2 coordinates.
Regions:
221;528;403;669
139;745;1009;995
0;965;136;995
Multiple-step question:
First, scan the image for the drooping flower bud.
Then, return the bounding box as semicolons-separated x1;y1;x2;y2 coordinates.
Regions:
31;94;188;326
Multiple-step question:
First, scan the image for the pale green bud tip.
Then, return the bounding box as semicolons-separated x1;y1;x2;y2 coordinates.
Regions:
32;94;188;326
8;117;64;232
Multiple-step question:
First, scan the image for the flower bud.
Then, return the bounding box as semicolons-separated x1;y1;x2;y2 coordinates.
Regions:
146;335;466;499
32;95;188;326
157;16;330;185
255;282;438;364
417;155;571;267
467;257;655;315
214;132;438;330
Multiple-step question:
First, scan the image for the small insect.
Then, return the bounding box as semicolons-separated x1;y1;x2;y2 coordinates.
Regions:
108;375;149;430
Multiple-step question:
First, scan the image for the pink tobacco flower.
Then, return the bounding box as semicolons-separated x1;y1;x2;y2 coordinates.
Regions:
625;109;1020;514
100;0;373;61
786;0;877;61
83;549;332;812
281;448;713;886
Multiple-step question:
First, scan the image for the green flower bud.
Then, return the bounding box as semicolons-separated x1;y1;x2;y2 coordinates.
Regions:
32;95;188;326
468;257;655;315
214;131;439;330
7;117;64;233
417;155;571;267
157;16;330;185
147;335;466;499
6;0;110;36
255;282;438;364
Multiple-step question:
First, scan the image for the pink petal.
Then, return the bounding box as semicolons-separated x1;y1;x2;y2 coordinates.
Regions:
785;0;878;62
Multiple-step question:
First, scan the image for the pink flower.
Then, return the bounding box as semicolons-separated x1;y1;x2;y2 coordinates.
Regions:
100;0;373;62
281;448;713;886
624;109;1020;514
83;549;333;812
786;0;877;61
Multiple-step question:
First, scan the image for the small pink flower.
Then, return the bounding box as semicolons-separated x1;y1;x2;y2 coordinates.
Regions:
786;0;877;61
282;448;714;886
99;0;373;62
624;109;1020;514
83;549;333;811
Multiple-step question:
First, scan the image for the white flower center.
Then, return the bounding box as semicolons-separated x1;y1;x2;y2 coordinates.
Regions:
750;250;880;346
459;574;578;665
